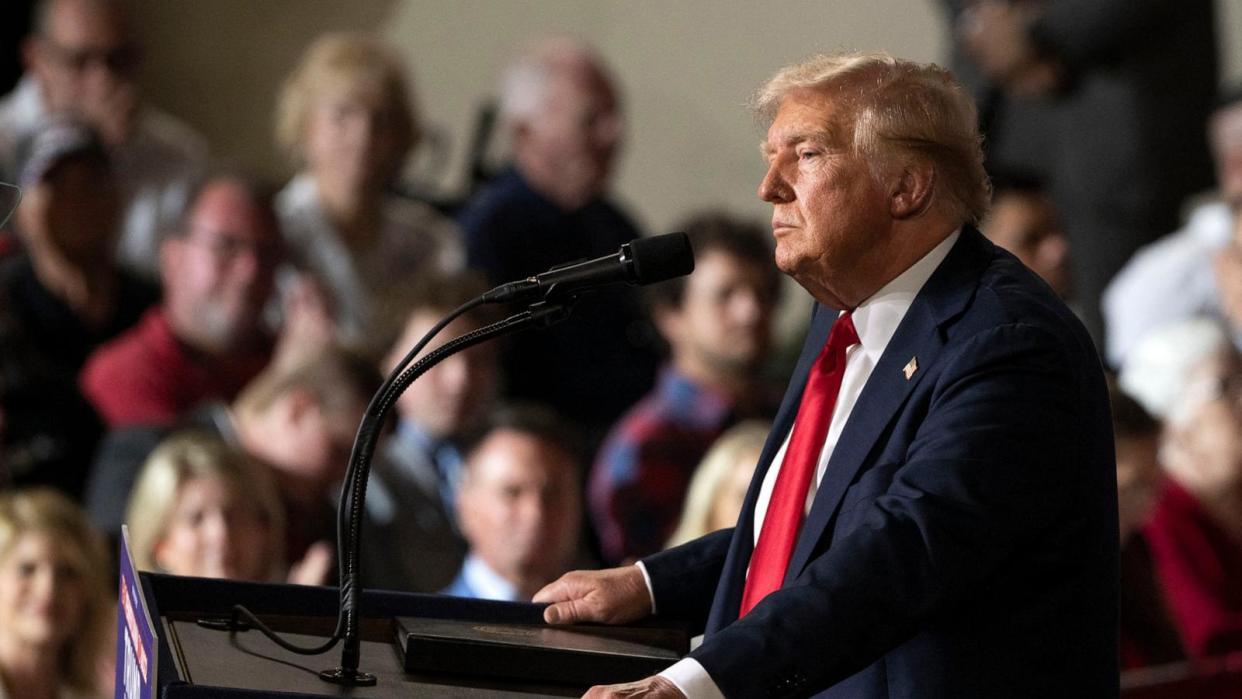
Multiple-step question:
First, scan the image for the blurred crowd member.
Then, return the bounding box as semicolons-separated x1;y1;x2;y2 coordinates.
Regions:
125;431;283;582
361;271;500;592
1104;88;1242;369
1143;323;1242;659
444;406;583;602
1110;379;1184;670
0;0;207;280
79;172;282;428
666;421;770;549
84;347;377;581
0;488;110;699
274;33;461;359
0;117;156;498
946;0;1218;343
590;213;781;564
458;36;658;445
980;171;1071;299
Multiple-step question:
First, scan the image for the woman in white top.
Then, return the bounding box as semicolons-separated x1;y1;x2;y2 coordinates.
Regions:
0;489;111;699
273;33;463;360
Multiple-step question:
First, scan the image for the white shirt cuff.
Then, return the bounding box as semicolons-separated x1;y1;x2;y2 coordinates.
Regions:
659;658;726;699
634;560;657;615
634;562;724;699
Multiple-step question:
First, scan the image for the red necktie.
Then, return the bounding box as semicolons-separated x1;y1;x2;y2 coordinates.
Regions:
740;312;858;617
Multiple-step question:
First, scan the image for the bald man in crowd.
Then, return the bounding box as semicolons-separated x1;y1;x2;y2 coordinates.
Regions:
458;37;658;445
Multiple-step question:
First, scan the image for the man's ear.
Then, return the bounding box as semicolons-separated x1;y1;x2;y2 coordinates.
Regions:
889;161;936;220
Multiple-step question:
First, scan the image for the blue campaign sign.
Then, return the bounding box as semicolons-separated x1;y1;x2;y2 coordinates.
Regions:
115;526;158;699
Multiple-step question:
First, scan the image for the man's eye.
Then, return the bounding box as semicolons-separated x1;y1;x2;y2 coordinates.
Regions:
798;150;820;160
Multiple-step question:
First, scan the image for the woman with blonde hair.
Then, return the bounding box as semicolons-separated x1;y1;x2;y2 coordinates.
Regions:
0;488;111;699
666;421;770;548
274;32;462;359
125;430;285;581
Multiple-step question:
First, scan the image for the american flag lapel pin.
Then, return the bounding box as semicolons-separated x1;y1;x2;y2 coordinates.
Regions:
902;357;918;380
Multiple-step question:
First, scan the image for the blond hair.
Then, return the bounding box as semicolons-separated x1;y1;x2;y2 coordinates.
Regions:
667;421;770;548
754;51;990;225
0;488;111;694
274;32;419;167
124;430;285;579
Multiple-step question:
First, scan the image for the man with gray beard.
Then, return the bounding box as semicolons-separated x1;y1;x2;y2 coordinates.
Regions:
80;173;282;427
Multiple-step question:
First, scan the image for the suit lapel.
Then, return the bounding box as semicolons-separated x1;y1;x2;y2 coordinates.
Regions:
784;228;992;581
706;301;833;632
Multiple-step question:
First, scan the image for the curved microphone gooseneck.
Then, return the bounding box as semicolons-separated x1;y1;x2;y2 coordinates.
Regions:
220;232;694;686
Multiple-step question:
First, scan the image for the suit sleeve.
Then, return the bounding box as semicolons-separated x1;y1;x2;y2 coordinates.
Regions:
641;528;733;632
689;322;1104;696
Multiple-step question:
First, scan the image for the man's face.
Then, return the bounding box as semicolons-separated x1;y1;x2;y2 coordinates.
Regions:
658;249;778;380
385;311;498;440
28;0;140;145
984;191;1072;297
758;88;892;309
457;430;580;590
161;181;282;351
517;65;622;209
17;156;119;266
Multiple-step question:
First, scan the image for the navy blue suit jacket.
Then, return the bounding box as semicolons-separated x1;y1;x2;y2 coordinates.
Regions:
643;228;1118;697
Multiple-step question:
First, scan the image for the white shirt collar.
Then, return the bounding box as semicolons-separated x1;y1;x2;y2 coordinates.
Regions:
462;554;523;602
850;229;961;355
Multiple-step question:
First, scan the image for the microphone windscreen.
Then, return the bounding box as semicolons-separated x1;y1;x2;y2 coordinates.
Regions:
630;232;695;285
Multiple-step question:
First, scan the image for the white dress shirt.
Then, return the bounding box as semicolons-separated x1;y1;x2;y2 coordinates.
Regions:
1101;199;1236;368
655;230;961;699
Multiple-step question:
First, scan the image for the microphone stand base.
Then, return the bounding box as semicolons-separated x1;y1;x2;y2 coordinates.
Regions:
318;667;378;686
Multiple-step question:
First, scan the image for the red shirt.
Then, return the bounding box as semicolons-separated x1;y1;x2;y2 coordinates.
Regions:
1144;480;1242;658
79;307;271;427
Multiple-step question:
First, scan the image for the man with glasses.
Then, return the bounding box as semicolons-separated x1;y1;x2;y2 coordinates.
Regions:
79;172;282;428
0;0;207;280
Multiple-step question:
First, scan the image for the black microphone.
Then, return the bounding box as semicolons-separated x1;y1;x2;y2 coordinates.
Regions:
482;232;695;303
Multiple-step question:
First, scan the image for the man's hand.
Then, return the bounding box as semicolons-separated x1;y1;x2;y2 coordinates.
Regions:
532;566;652;625
583;675;684;698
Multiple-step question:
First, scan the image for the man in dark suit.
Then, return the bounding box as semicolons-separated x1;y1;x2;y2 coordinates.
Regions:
534;51;1117;698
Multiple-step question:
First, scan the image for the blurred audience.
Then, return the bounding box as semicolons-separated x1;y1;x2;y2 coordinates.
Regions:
444;406;584;602
981;171;1071;299
85;346;378;580
590;213;781;564
1109;378;1184;670
1142;321;1242;659
665;420;770;549
1104;88;1242;369
274;33;462;360
79;172;282;428
361;271;500;592
124;430;284;581
0;488;110;699
947;0;1218;343
0;0;207;280
458;36;658;446
0;117;156;498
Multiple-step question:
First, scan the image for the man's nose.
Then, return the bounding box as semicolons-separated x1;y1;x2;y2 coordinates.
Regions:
758;164;792;203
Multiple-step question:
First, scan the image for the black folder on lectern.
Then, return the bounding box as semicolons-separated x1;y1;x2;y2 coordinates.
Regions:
141;572;689;698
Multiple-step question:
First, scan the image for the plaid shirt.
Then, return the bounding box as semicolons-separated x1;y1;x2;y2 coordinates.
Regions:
588;366;738;565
